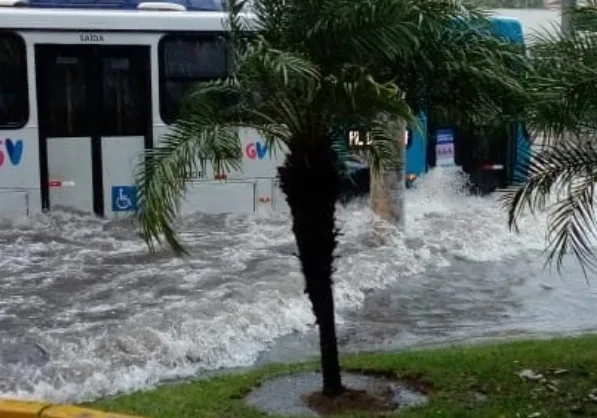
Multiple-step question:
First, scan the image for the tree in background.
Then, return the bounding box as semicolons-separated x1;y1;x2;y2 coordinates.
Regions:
135;0;527;402
503;2;597;275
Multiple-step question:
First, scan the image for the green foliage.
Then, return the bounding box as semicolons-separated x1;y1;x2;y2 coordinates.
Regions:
503;2;597;275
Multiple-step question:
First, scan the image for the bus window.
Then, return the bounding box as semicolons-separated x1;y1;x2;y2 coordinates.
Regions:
101;53;148;136
45;53;88;137
159;34;230;124
0;33;28;129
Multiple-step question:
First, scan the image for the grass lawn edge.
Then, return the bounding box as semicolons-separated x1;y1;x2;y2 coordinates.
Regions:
90;333;597;417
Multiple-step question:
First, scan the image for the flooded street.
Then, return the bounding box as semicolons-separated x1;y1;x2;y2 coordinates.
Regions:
1;169;596;403
259;255;597;365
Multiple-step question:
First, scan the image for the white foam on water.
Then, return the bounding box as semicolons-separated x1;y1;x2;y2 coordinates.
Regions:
0;168;550;403
405;168;548;260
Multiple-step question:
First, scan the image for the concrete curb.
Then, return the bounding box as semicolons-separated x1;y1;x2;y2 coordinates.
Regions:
0;399;144;418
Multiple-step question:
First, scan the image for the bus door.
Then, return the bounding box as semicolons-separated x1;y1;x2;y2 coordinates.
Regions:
35;44;151;216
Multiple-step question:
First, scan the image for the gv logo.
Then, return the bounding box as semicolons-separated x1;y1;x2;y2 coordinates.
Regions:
245;141;269;160
0;138;24;168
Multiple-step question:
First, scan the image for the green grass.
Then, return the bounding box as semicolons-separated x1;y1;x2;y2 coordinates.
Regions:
90;334;597;417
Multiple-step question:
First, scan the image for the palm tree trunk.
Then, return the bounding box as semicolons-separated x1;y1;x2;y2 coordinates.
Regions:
278;138;344;397
370;119;406;239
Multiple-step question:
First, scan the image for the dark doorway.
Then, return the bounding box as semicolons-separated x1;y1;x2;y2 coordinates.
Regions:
35;44;151;216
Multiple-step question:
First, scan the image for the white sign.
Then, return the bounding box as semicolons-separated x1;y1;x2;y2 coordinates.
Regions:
435;129;455;168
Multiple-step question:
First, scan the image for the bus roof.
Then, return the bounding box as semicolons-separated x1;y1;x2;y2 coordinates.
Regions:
26;0;225;10
0;6;523;41
0;7;230;31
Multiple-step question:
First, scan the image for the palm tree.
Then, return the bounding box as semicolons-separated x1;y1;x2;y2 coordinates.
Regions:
503;3;597;275
135;0;528;398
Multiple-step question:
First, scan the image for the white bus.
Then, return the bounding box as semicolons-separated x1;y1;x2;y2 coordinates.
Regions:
0;1;287;219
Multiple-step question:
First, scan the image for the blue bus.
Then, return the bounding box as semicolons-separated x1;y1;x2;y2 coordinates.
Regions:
405;15;531;193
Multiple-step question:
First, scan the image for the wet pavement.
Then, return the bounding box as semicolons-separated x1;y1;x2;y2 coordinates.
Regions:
0;168;595;403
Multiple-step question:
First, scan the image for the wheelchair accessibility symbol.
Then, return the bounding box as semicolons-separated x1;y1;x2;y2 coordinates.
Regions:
111;185;138;212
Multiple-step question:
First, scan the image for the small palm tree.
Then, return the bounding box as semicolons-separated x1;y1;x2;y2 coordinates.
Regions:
135;0;528;398
503;3;597;275
137;0;413;396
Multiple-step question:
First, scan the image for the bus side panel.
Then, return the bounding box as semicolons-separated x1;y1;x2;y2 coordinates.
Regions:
153;32;286;216
0;189;29;218
152;125;284;215
0;128;40;216
179;180;257;215
514;122;531;184
405;112;427;178
491;16;530;187
0;31;41;219
102;136;145;216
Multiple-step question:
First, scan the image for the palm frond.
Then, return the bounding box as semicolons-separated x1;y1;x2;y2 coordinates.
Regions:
417;19;529;127
320;65;411;126
136;40;320;254
567;1;597;33
502;138;597;276
309;0;418;65
375;3;531;133
526;23;597;144
225;0;254;48
135;116;243;255
232;38;321;132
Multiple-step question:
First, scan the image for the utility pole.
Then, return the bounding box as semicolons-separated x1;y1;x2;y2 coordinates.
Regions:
561;0;577;35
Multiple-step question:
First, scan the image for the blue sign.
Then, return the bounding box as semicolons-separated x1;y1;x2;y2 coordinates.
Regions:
111;185;137;212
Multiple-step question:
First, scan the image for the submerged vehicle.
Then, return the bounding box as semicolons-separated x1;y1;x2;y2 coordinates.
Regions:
406;15;531;194
0;0;296;219
0;1;529;219
337;15;530;200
